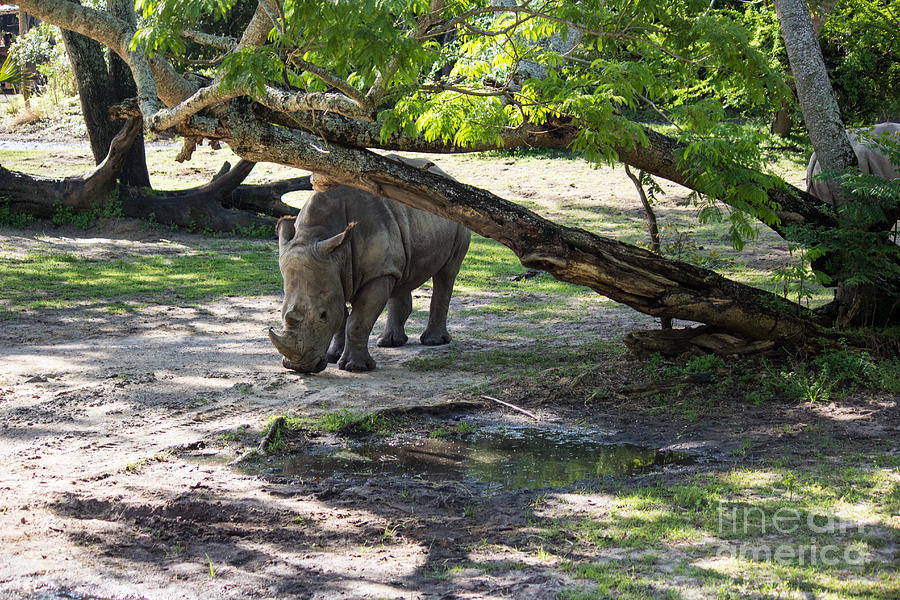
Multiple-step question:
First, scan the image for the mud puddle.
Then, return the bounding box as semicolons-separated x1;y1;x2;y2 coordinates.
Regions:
222;425;696;491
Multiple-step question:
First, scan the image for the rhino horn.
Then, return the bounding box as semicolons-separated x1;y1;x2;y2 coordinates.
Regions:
268;327;298;359
315;222;357;256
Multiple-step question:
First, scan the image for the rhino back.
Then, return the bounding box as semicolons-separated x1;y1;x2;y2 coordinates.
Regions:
300;185;468;299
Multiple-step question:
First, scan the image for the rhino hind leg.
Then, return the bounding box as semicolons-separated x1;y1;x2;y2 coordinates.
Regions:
421;255;464;346
377;292;412;347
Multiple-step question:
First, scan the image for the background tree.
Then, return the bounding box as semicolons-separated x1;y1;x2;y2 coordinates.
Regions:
61;4;152;187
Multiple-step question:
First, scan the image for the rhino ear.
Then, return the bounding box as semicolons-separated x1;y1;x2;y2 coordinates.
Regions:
276;216;297;253
315;222;356;256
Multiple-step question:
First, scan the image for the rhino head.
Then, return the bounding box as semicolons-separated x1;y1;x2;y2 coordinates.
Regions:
268;217;353;373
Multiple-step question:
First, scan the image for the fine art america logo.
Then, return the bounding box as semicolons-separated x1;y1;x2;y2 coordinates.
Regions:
716;504;867;565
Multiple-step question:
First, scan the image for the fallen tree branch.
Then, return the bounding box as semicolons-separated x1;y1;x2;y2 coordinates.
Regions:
481;395;540;420
0;116;142;216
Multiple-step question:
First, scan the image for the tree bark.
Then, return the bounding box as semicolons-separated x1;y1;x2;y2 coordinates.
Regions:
61;29;115;160
773;0;856;209
104;0;150;188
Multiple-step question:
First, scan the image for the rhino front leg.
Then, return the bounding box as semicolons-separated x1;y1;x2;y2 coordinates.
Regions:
377;292;412;347
326;307;348;363
338;277;393;372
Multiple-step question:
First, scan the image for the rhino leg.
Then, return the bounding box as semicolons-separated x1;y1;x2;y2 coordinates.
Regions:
421;257;463;346
338;276;393;372
377;292;412;347
326;307;348;363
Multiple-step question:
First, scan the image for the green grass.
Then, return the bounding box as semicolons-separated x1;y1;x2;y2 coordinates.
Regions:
534;460;900;600
406;340;614;373
261;408;398;441
310;408;397;434
762;348;900;402
454;234;590;296
0;242;279;313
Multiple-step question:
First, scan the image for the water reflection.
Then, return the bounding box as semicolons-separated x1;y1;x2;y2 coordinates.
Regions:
280;428;692;489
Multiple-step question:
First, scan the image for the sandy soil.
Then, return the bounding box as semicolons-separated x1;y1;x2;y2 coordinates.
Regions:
1;150;896;600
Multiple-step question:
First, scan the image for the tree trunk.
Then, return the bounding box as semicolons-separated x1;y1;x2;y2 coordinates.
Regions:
773;0;856;209
773;0;889;327
60;28;116;163
60;1;151;187
770;105;793;136
104;0;150;188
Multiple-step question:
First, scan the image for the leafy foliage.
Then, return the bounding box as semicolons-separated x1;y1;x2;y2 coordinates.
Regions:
765;346;900;402
51;193;124;229
9;23;75;102
0;198;34;228
820;0;900;123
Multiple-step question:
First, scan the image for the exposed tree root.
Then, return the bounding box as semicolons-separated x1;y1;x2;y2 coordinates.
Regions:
624;326;777;358
0;119;308;233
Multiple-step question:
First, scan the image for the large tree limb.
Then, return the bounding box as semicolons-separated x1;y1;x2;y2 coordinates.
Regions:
0;119;303;231
272;109;838;235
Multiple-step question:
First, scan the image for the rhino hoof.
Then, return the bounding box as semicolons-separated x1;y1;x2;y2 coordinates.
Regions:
420;331;451;346
376;331;408;347
338;355;376;372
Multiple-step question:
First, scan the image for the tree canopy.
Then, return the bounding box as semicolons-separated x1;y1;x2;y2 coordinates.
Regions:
11;0;900;350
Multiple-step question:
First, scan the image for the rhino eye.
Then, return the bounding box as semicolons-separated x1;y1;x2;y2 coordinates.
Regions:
320;311;327;321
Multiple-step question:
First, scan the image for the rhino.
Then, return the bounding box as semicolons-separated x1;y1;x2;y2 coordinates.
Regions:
806;122;899;204
268;156;471;373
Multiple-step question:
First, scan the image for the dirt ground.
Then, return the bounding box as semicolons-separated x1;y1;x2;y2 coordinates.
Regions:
1;144;897;600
